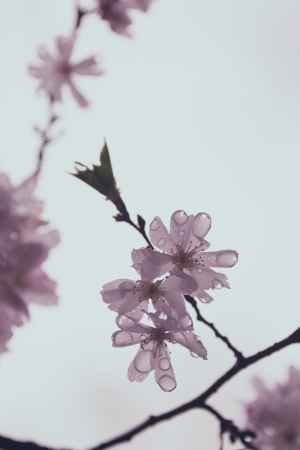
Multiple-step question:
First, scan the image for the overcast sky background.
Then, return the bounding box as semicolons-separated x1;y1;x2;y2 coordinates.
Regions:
1;1;300;449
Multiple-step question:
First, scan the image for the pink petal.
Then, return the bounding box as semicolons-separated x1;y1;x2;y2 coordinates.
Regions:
55;34;75;60
154;344;177;392
200;250;238;268
149;216;176;253
112;330;142;347
163;290;187;318
140;250;173;280
21;269;58;305
68;79;89;108
101;279;135;304
192;213;211;239
173;331;207;359
72;57;103;76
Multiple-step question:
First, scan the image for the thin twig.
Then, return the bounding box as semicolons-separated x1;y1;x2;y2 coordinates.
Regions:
202;404;258;450
185;295;245;361
0;327;298;450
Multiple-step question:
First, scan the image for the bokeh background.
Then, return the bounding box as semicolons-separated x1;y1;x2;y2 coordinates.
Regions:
1;1;300;449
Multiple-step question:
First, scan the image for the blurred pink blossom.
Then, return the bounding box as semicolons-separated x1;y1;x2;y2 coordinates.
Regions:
95;0;153;36
244;368;300;450
29;32;102;107
133;210;238;303
112;312;207;391
0;174;60;352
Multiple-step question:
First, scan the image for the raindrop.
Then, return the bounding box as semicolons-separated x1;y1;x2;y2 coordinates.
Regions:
173;210;188;225
193;213;211;238
158;375;177;392
190;352;200;358
212;280;222;289
159;357;170;370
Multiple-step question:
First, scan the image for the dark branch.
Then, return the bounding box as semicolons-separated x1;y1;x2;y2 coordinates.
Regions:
202;404;258;450
185;295;245;361
0;327;299;450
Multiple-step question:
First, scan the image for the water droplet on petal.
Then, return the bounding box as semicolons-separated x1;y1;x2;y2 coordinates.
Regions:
158;375;177;391
180;315;193;329
150;219;160;231
193;213;211;238
173;210;188;225
190;351;200;358
216;251;238;267
159;357;170;370
212;280;222;289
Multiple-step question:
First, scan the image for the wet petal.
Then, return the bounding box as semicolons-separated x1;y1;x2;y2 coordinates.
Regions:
173;331;207;359
154;344;177;392
163;290;187;318
192;213;211;239
112;330;142;347
134;348;153;373
199;250;238;268
101;279;135;304
149;216;176;253
141;251;173;280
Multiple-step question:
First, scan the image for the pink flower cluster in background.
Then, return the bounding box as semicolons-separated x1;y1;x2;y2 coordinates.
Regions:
244;368;300;450
101;210;238;391
0;174;59;352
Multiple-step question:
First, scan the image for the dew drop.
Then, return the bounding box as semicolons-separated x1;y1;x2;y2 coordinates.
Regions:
212;280;222;289
158;375;177;392
134;350;152;373
150;219;160;231
159;357;170;370
173;210;188;225
190;351;200;359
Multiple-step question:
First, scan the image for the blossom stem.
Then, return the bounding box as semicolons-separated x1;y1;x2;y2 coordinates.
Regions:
185;295;245;361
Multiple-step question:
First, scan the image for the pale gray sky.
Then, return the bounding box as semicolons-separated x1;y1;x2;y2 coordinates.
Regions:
0;1;300;449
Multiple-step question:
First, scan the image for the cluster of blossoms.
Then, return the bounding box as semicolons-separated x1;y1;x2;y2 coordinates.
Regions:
244;367;300;450
29;0;154;107
0;173;59;352
101;210;238;391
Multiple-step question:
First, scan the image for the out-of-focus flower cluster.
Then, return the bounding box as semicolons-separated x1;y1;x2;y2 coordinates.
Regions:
29;32;102;108
101;210;238;391
95;0;153;36
244;367;300;450
0;173;59;353
29;1;154;107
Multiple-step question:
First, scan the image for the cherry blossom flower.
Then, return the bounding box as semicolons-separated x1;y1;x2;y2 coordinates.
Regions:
244;368;300;450
112;312;207;391
94;0;153;36
0;174;60;352
133;210;238;303
29;32;102;107
101;271;196;318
